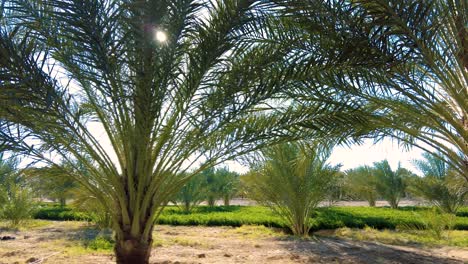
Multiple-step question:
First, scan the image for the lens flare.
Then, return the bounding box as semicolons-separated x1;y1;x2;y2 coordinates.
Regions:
155;30;167;43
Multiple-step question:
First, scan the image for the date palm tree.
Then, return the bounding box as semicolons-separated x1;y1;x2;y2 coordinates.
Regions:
173;172;207;213
259;0;467;182
350;0;468;182
216;167;240;206
203;167;239;206
24;164;80;207
373;160;412;209
243;142;340;236
0;1;310;263
409;151;468;214
345;166;378;207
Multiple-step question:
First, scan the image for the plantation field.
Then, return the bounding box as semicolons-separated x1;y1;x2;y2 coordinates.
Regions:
34;205;468;232
0;221;467;264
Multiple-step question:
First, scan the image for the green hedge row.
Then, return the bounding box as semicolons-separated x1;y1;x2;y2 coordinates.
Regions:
33;205;468;231
34;205;92;221
456;207;468;217
156;206;468;231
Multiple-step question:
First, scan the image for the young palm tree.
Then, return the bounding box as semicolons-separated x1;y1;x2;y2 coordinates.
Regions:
173;172;207;213
215;167;240;206
345;166;378;207
0;154;36;227
0;154;17;205
373;160;411;209
202;167;219;206
243;142;340;236
202;167;239;206
409;152;468;214
0;1;310;263
25;165;79;207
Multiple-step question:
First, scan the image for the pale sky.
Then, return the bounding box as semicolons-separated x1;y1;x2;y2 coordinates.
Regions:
327;138;424;173
224;138;425;175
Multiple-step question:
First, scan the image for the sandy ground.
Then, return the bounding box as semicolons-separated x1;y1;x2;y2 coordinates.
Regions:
0;221;466;264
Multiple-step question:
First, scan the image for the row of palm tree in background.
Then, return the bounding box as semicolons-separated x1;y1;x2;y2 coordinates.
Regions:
172;167;239;211
2;144;466;236
0;0;466;262
241;142;467;236
347;155;468;214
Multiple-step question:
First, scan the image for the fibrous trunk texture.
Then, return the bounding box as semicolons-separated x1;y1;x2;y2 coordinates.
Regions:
115;229;153;264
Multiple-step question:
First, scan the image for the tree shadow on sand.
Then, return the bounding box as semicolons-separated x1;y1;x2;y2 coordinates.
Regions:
36;223;112;244
280;236;463;264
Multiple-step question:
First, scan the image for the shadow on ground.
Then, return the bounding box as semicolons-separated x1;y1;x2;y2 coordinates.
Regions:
281;236;463;264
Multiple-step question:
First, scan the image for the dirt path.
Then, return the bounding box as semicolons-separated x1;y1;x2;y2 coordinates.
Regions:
0;221;466;264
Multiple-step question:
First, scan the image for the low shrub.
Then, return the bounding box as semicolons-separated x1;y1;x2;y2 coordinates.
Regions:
457;207;468;217
86;236;115;250
315;206;468;231
156;206;286;228
1;185;37;227
396;209;457;240
34;205;92;221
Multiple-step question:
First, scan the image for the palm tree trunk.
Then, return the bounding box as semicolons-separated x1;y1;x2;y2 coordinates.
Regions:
59;197;66;207
184;201;191;213
389;199;398;209
115;228;153;264
208;196;215;207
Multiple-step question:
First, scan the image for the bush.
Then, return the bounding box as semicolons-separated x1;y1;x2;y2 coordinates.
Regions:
457;207;468;217
157;206;287;229
1;185;37;227
397;208;457;240
0;155;36;227
86;236;115;250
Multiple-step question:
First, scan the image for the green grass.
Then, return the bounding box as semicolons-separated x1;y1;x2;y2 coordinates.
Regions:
0;219;52;231
34;205;468;232
85;236;115;251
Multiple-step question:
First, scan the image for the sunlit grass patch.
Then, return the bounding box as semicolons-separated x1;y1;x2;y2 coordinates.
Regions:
170;237;213;249
43;239;92;256
0;219;52;231
42;234;115;255
152;236;167;247
225;225;287;239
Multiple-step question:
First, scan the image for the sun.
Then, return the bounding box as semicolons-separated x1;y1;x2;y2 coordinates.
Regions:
155;30;168;43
